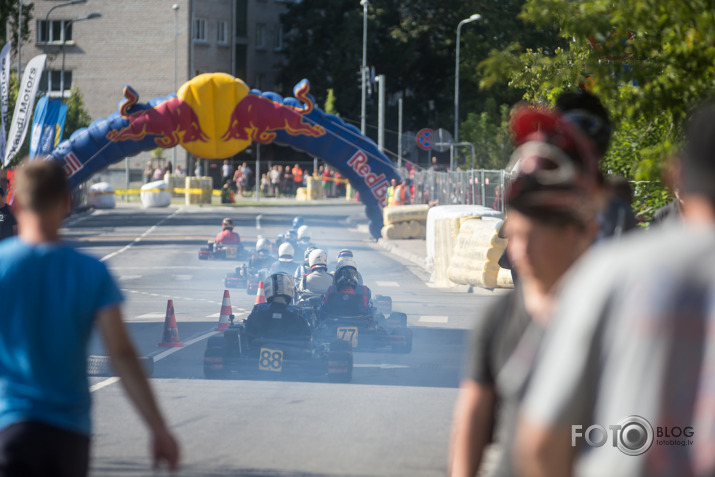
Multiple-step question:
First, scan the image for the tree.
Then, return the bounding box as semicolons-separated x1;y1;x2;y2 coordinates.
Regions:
63;87;92;140
1;1;34;59
480;0;715;180
277;0;559;159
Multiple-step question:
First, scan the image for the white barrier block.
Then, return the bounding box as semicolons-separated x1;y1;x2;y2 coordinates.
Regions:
141;180;171;208
88;182;116;209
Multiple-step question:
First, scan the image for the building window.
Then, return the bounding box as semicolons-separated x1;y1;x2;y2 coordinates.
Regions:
36;20;73;44
193;18;207;42
235;45;247;79
273;25;283;50
256;24;265;49
235;0;247;38
40;70;72;95
217;21;228;45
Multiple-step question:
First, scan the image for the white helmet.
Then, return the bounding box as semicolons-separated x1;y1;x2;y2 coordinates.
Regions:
297;225;311;241
308;248;328;270
264;273;295;304
336;256;357;271
278;242;294;262
256;237;271;252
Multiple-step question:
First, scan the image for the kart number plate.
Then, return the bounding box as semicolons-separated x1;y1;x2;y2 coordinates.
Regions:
259;348;283;372
337;327;359;347
225;247;238;258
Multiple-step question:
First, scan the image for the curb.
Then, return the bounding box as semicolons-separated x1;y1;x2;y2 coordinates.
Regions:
376;239;429;272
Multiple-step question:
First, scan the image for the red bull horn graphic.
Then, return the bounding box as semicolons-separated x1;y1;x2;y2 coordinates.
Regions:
50;73;399;239
106;87;209;148
221;81;325;144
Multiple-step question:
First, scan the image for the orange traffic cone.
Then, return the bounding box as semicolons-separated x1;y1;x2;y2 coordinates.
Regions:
215;290;232;331
158;300;184;348
255;281;267;305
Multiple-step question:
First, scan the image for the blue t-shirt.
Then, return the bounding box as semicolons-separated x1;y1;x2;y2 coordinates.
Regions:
0;238;123;435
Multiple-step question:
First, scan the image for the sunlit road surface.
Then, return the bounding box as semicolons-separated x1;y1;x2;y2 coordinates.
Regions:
61;202;501;476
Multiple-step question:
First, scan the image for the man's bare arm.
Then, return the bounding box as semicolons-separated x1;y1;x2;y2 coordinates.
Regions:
448;379;496;477
97;305;180;472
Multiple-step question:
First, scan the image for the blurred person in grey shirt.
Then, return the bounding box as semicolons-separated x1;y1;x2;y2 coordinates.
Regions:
516;100;715;477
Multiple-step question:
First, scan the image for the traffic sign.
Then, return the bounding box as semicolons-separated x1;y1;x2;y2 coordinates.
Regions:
416;128;434;151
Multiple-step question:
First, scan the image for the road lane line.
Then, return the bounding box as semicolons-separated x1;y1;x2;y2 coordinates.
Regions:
100;208;183;263
90;312;250;393
419;315;449;323
90;377;120;392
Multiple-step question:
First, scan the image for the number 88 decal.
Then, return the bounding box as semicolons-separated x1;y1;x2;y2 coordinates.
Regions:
259;349;283;371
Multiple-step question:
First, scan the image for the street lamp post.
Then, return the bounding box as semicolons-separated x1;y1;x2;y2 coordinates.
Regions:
44;0;87;45
454;13;481;143
360;0;368;135
172;4;179;171
60;12;101;101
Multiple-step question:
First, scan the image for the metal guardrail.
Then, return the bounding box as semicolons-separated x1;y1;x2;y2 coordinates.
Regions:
411;169;506;213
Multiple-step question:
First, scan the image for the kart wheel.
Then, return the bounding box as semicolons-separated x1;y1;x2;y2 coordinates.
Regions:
328;350;353;383
387;312;408;328
203;346;227;379
198;248;210;260
375;294;392;314
390;327;413;354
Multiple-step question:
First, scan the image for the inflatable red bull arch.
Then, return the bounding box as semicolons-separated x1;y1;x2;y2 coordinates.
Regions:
49;73;400;238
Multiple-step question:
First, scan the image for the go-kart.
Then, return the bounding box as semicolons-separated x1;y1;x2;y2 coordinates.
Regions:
224;264;269;294
203;307;353;383
316;295;412;353
198;241;248;261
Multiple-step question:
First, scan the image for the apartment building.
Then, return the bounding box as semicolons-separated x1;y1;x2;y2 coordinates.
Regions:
20;0;294;186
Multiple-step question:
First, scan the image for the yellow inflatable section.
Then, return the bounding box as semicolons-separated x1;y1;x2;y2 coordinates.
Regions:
177;73;251;158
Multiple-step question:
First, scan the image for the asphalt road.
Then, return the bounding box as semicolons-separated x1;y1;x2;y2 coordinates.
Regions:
60;202;501;476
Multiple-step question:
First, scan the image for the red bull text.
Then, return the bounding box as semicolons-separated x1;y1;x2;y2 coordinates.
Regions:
347;150;390;207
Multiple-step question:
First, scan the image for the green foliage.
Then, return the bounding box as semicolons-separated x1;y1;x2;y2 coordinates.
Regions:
278;0;558;155
478;0;715;219
63;88;92;139
1;1;34;58
459;102;512;170
324;88;339;116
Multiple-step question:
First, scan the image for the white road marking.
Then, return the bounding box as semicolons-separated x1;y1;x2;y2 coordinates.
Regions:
90;377;120;393
100;208;183;263
118;275;142;281
353;364;410;369
206;312;221;318
172;274;193;281
419;315;449;323
376;281;400;287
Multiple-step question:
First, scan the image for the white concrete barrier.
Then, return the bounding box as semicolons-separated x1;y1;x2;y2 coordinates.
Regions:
88;182;116;209
141;180;171;207
426;205;503;270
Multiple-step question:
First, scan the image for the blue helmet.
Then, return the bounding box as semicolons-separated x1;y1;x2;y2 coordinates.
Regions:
284;229;298;242
292;216;304;229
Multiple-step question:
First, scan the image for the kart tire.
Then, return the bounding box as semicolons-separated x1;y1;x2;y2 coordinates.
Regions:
328;349;353;383
388;312;408;328
203;346;227;379
199;247;210;260
391;327;413;354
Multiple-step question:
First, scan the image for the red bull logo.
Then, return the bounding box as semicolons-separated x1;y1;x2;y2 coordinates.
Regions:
106;87;209;148
347;150;390;207
221;81;325;144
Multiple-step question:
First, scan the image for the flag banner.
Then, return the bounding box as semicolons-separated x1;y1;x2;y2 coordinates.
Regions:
29;97;62;159
4;54;47;166
55;104;68;147
0;43;11;161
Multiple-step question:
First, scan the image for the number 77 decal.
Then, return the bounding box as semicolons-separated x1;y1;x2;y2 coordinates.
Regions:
337;327;358;347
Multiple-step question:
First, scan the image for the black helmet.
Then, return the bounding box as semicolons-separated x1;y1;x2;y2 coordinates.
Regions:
334;266;359;290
